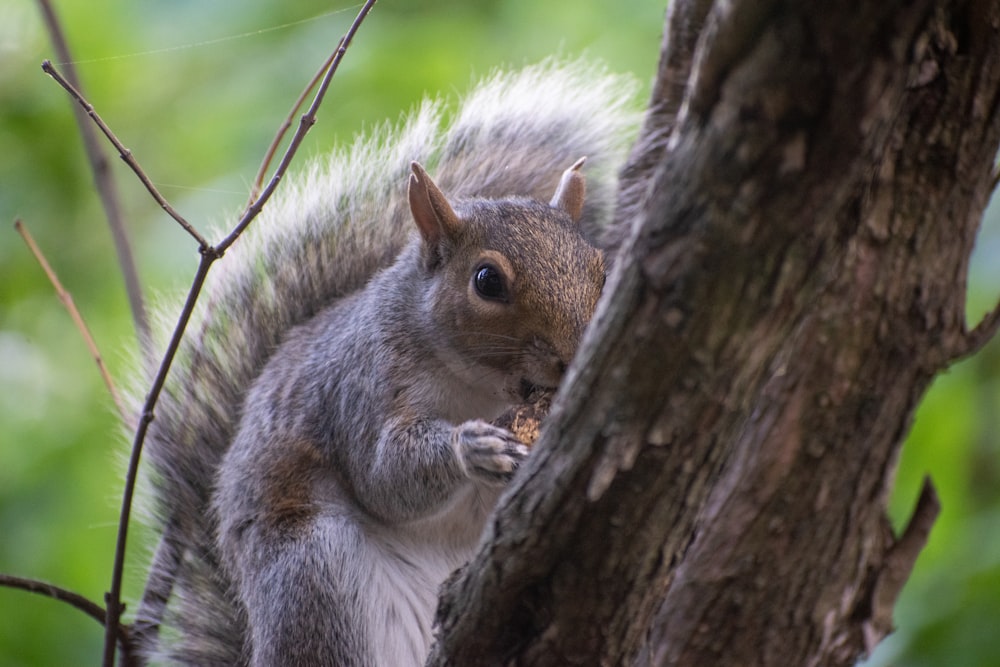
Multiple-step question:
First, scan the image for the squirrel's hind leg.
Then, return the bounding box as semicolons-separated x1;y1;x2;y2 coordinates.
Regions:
235;512;379;667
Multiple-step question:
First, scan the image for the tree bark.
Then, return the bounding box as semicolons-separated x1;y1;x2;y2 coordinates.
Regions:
429;0;1000;666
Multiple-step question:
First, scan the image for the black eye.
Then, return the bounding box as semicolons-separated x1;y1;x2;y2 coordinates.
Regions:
474;264;508;301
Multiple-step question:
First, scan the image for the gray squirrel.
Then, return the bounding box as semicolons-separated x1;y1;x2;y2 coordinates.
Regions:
132;60;637;666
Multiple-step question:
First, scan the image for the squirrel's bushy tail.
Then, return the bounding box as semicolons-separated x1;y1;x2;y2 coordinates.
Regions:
133;59;637;664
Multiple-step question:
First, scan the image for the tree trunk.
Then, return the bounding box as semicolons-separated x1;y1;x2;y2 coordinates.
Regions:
428;0;1000;666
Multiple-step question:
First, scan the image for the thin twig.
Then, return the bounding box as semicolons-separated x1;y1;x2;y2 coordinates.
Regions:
100;2;379;664
0;574;104;626
102;252;215;667
0;573;129;646
247;43;342;205
35;0;152;359
0;573;105;626
222;0;378;253
870;477;940;642
951;298;1000;361
14;219;128;421
40;60;210;250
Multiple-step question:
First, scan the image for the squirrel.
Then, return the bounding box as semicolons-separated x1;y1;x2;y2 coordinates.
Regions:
131;60;637;666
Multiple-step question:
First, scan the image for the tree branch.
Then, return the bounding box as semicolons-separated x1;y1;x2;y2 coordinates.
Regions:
14;219;127;422
430;0;1000;665
246;43;342;205
949;298;1000;362
0;574;105;627
35;0;152;359
867;478;940;651
614;0;714;236
104;251;214;667
0;574;129;647
224;0;377;253
99;3;380;663
40;60;210;249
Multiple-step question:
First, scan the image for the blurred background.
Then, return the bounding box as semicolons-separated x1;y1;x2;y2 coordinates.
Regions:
0;0;997;665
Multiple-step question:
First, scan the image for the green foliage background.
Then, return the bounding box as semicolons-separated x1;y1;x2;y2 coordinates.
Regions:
0;1;997;665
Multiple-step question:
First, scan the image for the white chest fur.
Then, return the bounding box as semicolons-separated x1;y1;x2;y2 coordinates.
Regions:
361;484;498;665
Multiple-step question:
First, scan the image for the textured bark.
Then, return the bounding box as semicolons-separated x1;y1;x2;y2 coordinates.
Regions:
429;1;1000;666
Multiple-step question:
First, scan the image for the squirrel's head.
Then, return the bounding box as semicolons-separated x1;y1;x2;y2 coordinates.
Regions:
407;159;605;401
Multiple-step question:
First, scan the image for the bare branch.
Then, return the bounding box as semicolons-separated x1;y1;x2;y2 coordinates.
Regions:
247;44;342;205
35;0;152;359
40;60;210;249
0;573;105;626
222;0;379;253
103;252;215;667
101;3;379;663
0;573;130;647
14;219;128;422
614;0;714;233
949;299;1000;361
868;478;940;650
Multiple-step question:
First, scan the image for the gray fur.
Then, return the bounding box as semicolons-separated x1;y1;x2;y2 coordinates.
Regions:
133;59;637;665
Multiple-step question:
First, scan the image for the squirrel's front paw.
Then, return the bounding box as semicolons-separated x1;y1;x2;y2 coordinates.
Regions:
453;420;529;485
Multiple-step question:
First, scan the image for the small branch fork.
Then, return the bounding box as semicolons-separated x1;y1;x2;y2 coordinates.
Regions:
1;575;103;623
247;44;343;204
101;4;378;663
950;300;1000;361
40;61;210;249
100;3;379;664
0;574;130;645
867;478;940;651
0;2;378;666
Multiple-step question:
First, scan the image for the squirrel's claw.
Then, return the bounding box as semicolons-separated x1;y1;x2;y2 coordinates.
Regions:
453;419;529;485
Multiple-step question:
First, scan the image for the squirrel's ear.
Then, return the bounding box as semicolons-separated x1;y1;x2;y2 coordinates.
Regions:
408;162;461;246
550;156;587;224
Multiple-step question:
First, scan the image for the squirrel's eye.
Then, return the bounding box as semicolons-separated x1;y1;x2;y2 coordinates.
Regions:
474;265;508;302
